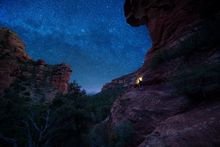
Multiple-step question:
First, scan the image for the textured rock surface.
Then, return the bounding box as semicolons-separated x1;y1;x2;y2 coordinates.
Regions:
0;28;72;100
0;28;29;93
106;0;220;146
102;72;135;91
138;102;220;147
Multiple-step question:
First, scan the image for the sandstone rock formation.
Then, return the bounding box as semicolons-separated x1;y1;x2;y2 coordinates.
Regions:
0;28;72;101
105;0;220;146
102;73;135;91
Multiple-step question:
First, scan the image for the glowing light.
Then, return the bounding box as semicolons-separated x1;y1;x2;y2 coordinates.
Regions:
136;76;143;85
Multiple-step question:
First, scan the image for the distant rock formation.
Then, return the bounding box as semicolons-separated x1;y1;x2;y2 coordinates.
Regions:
105;0;220;146
102;72;135;91
0;28;72;101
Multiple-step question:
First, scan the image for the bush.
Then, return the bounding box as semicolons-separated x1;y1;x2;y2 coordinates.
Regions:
86;86;125;122
46;83;91;146
149;20;220;70
0;87;31;146
0;79;126;147
22;92;31;97
89;121;109;147
171;63;220;101
109;121;134;147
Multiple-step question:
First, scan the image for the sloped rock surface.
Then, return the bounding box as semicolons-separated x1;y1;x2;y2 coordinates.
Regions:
106;0;220;146
138;102;220;147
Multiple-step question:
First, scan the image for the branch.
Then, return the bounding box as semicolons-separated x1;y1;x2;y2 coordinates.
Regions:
39;109;51;142
44;109;50;132
28;115;41;133
0;133;17;147
22;120;33;147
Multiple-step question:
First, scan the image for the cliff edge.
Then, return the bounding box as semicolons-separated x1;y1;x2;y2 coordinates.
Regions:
0;28;72;101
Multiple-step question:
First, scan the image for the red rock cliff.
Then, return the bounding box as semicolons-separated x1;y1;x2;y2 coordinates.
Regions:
0;28;72;100
106;0;220;146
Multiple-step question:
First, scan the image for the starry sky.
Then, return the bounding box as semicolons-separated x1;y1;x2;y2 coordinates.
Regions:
0;0;151;93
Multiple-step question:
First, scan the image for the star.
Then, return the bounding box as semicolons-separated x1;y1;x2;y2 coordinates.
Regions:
0;0;151;93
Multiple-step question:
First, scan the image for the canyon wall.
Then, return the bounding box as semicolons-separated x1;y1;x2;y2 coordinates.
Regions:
0;28;72;101
106;0;220;146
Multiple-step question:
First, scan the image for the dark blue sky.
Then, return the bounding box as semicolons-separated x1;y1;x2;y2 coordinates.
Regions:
0;0;151;93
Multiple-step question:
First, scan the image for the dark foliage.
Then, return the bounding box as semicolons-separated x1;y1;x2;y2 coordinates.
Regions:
149;19;220;70
86;86;125;123
89;121;134;147
89;121;109;147
109;121;134;147
0;81;31;146
171;63;220;101
0;80;124;147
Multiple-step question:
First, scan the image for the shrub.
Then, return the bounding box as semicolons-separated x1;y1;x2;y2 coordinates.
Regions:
149;50;164;70
0;79;126;146
86;86;125;122
23;91;30;96
0;87;31;146
89;121;109;147
109;121;134;147
171;63;220;101
149;20;220;70
149;34;201;70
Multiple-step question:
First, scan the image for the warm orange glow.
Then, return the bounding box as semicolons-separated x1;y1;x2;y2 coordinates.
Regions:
136;76;143;84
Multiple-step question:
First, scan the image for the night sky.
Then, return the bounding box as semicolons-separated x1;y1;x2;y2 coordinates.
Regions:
0;0;151;93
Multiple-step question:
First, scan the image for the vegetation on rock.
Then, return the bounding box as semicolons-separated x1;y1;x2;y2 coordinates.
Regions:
171;63;220;101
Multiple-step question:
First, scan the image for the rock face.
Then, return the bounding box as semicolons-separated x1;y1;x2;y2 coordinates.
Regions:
102;73;135;91
0;28;72;101
106;0;220;146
